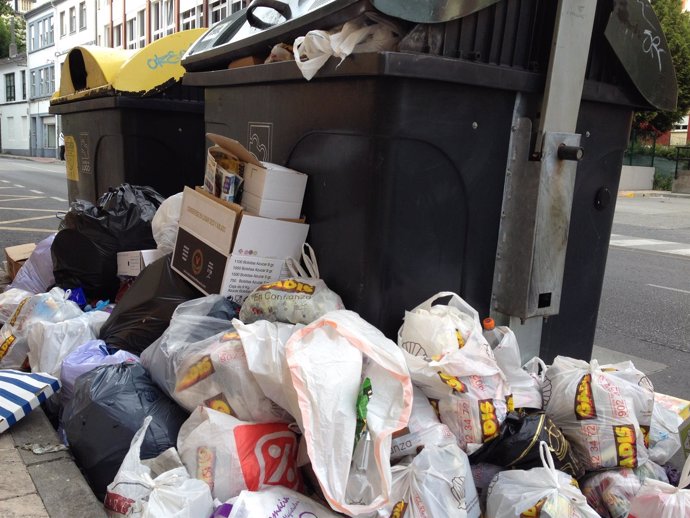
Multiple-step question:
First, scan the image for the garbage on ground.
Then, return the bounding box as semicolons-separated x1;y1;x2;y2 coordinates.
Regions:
63;362;188;500
0;287;83;369
222;486;340;518
27;310;110;377
0;287;32;324
98;254;201;354
7;234;55;293
151;192;183;255
21;443;70;454
105;416;214;518
486;441;600;518
4;242;36;280
628;455;690;517
0;369;61;433
52;183;164;300
116;249;165;277
176;406;300;502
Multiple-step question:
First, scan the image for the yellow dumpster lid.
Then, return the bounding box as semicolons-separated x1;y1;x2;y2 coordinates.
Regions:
53;28;206;102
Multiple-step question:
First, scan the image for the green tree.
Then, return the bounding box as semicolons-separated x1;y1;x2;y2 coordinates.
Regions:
0;12;25;58
637;0;690;133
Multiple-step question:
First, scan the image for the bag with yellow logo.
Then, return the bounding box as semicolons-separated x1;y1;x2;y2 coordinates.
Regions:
486;442;600;518
543;356;654;471
628;455;690;518
285;310;413;516
397;292;511;453
379;443;481;518
142;296;289;423
239;277;344;325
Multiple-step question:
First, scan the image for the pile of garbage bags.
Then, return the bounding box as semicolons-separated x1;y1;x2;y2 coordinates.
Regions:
1;184;689;518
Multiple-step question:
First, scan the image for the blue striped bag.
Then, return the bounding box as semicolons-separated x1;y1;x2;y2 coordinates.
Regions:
0;370;60;433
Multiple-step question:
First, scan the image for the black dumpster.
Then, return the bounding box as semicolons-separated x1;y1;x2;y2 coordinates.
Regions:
182;0;675;362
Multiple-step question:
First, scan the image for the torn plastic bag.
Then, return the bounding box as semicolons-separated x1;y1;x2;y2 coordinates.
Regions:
468;410;584;479
0;288;32;324
233;319;303;422
390;386;456;461
239;278;344;325
224;487;339;518
151;192;183;255
0;287;82;369
398;292;511;453
486;442;599;518
142;296;287;422
52;184;164;300
8;233;55;294
27;310;109;378
99;254;203;354
543;356;654;471
63;362;188;500
104;417;213;518
581;460;669;518
379;443;481;518
285;310;412;516
629;454;690;518
176;406;300;502
59;339;139;408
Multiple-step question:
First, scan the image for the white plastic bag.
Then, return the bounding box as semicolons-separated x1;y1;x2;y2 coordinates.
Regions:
151;192;183;255
492;328;543;409
398;292;511;453
233;319;303;422
380;443;481;518
543;356;654;471
8;233;55;294
486;441;599;518
649;400;682;464
227;486;340;518
239;277;344;325
285;310;413;516
105;416;214;518
293;16;399;81
176;406;300;503
629;455;690;518
0;287;83;369
27;310;109;378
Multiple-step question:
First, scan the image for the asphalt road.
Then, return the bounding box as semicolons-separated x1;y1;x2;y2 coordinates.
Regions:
594;195;690;399
0;157;68;251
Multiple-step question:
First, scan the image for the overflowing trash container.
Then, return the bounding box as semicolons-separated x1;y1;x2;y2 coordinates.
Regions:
1;2;688;518
49;30;207;204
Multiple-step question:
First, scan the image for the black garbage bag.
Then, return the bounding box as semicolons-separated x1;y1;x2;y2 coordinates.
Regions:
98;254;200;354
52;184;165;300
63;362;188;501
468;410;584;479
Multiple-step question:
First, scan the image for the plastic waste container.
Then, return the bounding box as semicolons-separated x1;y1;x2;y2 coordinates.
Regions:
182;0;676;362
50;30;207;203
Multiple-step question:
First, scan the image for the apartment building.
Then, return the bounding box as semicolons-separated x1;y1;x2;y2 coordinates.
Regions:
13;0;242;158
0;53;30;156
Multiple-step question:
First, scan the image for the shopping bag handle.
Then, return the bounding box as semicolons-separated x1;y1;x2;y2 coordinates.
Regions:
246;0;292;29
286;243;320;279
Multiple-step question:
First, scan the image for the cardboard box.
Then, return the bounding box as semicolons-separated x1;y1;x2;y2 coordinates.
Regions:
206;133;307;219
172;187;309;303
117;249;165;276
5;243;36;280
204;144;244;203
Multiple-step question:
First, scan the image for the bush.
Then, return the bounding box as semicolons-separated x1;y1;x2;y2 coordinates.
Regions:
653;172;673;191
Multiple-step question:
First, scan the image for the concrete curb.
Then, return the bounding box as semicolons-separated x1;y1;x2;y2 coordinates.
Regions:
6;408;106;518
619;190;690;199
0;154;62;165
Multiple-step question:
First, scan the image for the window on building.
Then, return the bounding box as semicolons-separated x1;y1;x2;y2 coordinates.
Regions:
152;1;162;40
21;71;26;100
60;11;66;37
69;7;76;33
231;0;244;14
5;73;15;102
43;122;56;149
47;15;54;45
30;70;36;98
181;8;197;30
103;24;111;47
79;2;87;30
29;65;55;99
137;10;145;47
29;23;35;51
126;18;136;49
38;19;44;47
165;0;174;35
113;24;122;47
210;0;229;24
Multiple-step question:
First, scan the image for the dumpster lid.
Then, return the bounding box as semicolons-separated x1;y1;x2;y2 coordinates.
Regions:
53;29;206;103
604;0;677;111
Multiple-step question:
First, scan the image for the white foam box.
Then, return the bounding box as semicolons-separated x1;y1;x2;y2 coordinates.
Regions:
171;186;309;303
117;249;164;276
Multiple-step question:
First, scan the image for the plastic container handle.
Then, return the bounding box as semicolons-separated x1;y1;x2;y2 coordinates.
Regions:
246;0;292;29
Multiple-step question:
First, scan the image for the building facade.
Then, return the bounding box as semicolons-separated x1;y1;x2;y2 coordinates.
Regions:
9;0;243;158
0;53;30;156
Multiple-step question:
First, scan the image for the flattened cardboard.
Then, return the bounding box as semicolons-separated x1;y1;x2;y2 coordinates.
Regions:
5;243;36;280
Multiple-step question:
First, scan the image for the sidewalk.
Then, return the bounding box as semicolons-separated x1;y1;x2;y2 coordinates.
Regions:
619;189;690;199
0;154;62;165
1;408;105;518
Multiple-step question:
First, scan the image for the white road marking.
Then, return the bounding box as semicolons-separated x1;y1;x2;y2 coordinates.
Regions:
0;215;57;225
51;196;67;202
0;207;61;212
609;234;690;259
647;284;690;295
29;189;43;194
0;226;57;232
0;195;44;202
13;184;24;188
0;180;8;183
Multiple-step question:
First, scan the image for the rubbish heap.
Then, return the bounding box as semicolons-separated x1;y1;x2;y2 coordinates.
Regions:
0;134;688;517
